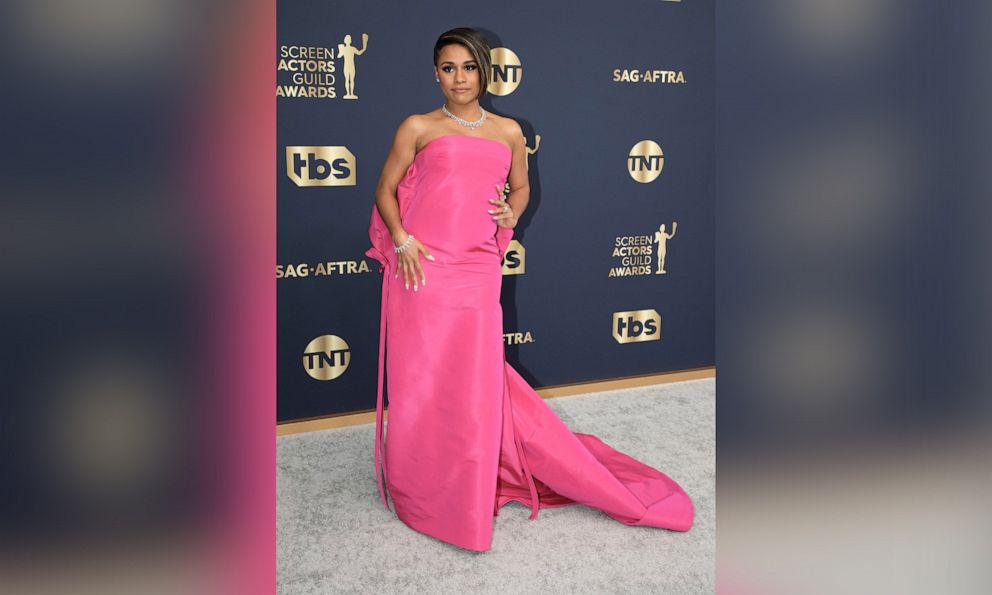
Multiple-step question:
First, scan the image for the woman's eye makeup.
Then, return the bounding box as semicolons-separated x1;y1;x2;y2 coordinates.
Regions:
440;64;478;73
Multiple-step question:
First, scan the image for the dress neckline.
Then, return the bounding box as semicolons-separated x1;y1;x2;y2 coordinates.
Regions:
415;134;512;159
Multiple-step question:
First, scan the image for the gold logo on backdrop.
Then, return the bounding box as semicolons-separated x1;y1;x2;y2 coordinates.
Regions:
502;239;525;275
277;36;368;99
612;69;686;84
489;47;522;96
610;221;679;277
628;140;664;183
286;146;356;187
612;309;662;344
338;33;369;99
503;331;534;345
303;335;351;380
277;45;337;98
277;260;372;278
654;221;677;274
525;134;541;170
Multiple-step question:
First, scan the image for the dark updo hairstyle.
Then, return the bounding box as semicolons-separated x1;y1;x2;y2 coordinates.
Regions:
433;27;492;101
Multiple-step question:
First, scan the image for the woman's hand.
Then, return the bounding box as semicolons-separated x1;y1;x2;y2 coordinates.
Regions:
488;183;519;229
392;230;434;292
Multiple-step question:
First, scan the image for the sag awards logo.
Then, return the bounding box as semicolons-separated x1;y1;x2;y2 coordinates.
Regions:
612;309;662;344
277;260;372;278
489;47;522;96
285;146;356;187
501;239;525;275
526;134;540;168
612;68;686;84
277;33;369;99
628;140;665;183
303;335;351;380
610;221;678;277
503;330;535;345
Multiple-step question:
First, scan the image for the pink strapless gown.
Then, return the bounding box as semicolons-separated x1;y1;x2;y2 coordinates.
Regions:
365;134;693;551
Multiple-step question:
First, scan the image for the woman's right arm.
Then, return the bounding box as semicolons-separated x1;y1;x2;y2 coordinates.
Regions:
373;115;422;245
373;115;434;291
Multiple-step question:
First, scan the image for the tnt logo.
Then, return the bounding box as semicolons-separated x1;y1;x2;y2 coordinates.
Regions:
286;146;356;186
302;335;351;380
627;140;664;183
501;239;525;275
612;309;662;344
489;47;522;96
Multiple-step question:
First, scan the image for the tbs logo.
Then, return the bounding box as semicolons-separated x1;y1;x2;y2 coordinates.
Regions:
286;146;356;187
501;239;525;275
612;309;661;344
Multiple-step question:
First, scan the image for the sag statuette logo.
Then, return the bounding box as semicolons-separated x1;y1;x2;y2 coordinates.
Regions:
612;309;662;344
303;335;351;380
277;34;369;100
501;239;525;275
286;146;356;187
610;221;679;277
489;47;522;96
525;134;540;170
628;140;665;183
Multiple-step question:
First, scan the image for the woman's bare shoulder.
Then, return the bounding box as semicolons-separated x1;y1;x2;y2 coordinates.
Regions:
397;112;432;133
392;113;435;150
398;111;446;139
490;113;524;145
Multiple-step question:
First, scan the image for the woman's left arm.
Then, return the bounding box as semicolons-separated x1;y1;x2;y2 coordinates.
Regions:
504;120;530;222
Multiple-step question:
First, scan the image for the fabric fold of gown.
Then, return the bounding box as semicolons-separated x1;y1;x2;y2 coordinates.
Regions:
365;134;693;552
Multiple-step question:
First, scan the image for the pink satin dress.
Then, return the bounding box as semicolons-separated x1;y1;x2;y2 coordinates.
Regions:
365;134;693;552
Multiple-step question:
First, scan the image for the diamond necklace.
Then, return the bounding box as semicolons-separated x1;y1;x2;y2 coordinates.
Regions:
441;103;486;128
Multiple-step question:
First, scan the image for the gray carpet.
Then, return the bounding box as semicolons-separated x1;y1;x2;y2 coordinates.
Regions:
277;377;715;594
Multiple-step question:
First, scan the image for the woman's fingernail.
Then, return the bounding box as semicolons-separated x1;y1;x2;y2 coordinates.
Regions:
414;284;418;292
405;283;408;290
427;255;435;261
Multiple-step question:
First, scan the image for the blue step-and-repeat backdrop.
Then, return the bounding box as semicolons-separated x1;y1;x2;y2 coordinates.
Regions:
277;1;714;422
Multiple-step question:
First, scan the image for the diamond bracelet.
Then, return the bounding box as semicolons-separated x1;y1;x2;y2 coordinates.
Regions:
394;234;415;254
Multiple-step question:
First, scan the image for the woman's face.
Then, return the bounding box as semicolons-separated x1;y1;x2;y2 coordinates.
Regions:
435;43;481;104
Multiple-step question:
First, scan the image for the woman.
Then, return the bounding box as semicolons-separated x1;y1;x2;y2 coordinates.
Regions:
365;27;693;552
